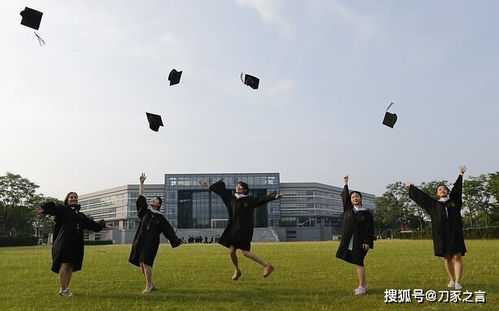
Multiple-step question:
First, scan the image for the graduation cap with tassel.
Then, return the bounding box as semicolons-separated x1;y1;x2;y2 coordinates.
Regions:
20;7;45;46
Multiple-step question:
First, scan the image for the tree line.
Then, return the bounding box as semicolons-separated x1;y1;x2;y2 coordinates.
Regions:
373;172;499;238
0;172;61;239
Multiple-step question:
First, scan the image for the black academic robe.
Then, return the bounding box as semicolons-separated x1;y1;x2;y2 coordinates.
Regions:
41;202;106;273
336;185;374;266
409;175;467;257
209;180;277;251
129;195;181;267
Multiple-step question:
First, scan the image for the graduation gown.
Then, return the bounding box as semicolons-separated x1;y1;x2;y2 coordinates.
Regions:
336;185;374;266
209;180;277;251
409;175;466;257
129;195;181;267
41;202;106;273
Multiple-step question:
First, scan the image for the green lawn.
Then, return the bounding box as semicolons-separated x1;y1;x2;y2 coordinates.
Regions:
0;240;497;310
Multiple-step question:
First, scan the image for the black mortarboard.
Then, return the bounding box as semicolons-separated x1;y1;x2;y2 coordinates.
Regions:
382;102;398;128
168;69;182;86
146;113;164;132
240;73;260;89
20;7;43;30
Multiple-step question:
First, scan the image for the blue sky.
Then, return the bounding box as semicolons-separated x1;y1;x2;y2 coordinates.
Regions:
1;0;498;199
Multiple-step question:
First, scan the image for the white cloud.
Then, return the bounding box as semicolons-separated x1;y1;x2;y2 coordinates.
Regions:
325;0;375;39
235;0;293;38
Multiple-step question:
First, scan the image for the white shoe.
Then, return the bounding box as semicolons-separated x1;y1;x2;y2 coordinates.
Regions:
59;289;73;297
447;281;455;288
454;282;463;290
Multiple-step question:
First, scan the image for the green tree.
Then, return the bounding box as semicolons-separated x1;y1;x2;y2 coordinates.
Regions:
487;172;499;225
463;174;491;227
0;172;40;236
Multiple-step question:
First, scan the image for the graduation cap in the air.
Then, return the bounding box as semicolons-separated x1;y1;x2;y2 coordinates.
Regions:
168;69;182;86
20;7;45;46
240;73;260;89
146;112;164;132
382;102;398;128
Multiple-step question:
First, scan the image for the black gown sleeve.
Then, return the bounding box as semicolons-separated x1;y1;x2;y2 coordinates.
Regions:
363;212;374;249
449;175;463;208
136;195;149;219
41;202;65;216
342;185;353;212
160;217;181;248
251;191;277;208
209;180;233;202
81;215;106;232
409;185;435;215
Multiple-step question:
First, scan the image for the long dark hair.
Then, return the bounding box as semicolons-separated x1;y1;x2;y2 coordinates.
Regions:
237;182;250;195
350;191;363;205
64;192;78;205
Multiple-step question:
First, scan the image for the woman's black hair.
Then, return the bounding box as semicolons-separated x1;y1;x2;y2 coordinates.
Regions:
154;196;163;207
237;182;250;195
64;192;78;205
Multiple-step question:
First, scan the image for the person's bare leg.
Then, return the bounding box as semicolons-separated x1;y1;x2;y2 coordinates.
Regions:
65;264;73;290
142;264;154;293
444;256;455;282
454;254;463;283
58;263;70;291
229;246;241;280
242;250;274;277
356;265;366;288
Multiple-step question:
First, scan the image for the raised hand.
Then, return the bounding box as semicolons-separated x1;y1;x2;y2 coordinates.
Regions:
459;165;467;175
403;182;412;189
139;173;147;184
344;175;349;185
275;194;284;200
198;179;209;187
33;205;43;214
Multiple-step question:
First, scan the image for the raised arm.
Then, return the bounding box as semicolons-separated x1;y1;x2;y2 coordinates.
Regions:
204;179;232;202
450;166;466;207
34;201;65;216
342;175;353;212
405;183;434;215
81;215;106;232
160;217;181;248
137;173;148;219
252;191;282;208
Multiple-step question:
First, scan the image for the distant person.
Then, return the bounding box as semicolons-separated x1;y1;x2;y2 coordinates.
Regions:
405;166;467;290
336;175;374;295
34;192;109;297
129;173;182;293
199;179;283;280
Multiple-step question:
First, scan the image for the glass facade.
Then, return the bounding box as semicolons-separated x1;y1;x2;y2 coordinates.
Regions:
78;175;376;240
165;173;281;228
278;183;376;230
79;185;165;230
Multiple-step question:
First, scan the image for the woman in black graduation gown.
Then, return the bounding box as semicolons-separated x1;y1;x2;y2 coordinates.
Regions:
34;192;108;297
336;175;374;295
199;179;283;280
129;173;182;293
405;165;467;290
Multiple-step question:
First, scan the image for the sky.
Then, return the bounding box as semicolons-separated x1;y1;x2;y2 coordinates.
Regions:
1;0;498;199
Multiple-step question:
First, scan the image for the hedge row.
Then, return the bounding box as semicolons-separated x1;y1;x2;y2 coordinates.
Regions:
399;226;499;239
0;236;39;247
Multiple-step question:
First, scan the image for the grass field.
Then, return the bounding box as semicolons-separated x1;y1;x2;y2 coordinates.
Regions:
0;240;497;310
